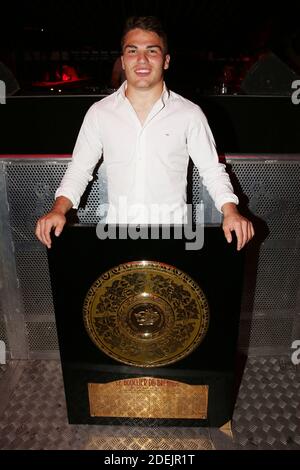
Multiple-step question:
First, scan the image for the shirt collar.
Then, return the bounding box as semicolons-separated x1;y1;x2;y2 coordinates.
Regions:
116;80;170;104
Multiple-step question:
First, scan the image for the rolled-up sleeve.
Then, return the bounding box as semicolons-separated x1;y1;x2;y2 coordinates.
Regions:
55;103;103;209
187;107;238;212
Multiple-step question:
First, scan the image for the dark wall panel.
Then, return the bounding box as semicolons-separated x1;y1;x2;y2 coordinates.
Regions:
0;95;299;154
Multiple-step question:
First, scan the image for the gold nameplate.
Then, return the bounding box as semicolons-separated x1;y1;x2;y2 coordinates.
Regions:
88;378;208;419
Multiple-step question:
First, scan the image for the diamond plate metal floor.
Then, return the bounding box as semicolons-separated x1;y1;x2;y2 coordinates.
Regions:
0;357;299;450
233;357;300;450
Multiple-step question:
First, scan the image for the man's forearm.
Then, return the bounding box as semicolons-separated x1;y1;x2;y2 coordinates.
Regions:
52;196;73;215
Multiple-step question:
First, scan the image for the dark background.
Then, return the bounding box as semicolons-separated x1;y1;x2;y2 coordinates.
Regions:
2;0;300;56
1;1;300;154
1;0;300;94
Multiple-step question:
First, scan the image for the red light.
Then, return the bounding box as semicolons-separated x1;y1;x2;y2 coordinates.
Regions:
62;73;71;81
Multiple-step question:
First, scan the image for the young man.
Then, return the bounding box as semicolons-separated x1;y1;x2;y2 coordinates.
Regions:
35;16;254;249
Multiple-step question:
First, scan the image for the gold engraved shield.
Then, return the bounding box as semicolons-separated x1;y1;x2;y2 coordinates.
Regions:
83;261;209;367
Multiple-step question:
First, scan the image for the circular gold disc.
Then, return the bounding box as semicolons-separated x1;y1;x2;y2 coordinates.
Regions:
83;261;209;367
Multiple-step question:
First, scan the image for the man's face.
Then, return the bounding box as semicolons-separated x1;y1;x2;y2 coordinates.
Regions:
121;28;170;90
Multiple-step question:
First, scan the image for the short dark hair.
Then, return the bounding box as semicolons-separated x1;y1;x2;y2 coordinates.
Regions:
121;16;168;54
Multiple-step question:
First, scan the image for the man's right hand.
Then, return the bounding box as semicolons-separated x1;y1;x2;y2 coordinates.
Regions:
35;210;66;249
35;196;72;248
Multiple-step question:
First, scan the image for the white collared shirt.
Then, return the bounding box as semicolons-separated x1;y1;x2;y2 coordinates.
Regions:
55;82;238;223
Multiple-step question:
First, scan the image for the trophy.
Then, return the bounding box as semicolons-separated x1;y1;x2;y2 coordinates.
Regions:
48;225;244;426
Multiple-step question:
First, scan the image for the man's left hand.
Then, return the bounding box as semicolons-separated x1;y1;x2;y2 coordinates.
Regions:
222;203;255;251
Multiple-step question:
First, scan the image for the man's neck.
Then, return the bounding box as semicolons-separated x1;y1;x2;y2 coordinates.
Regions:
125;82;164;109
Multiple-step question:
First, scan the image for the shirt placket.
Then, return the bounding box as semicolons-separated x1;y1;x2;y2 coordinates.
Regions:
134;128;146;207
127;95;166;221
